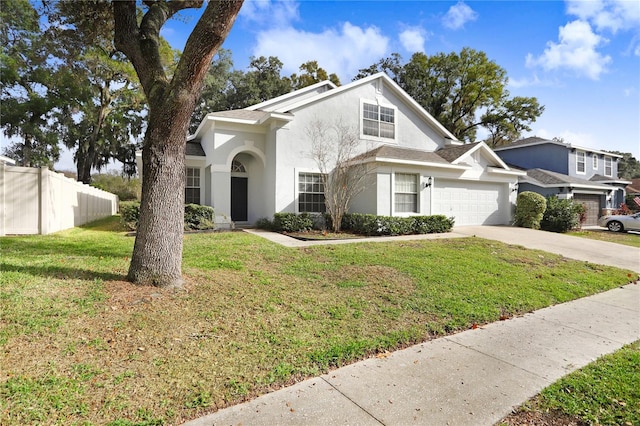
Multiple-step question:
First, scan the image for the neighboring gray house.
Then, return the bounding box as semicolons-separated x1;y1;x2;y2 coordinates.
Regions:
146;73;524;228
493;137;630;225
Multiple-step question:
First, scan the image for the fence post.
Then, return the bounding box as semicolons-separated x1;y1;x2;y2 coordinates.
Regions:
0;162;5;236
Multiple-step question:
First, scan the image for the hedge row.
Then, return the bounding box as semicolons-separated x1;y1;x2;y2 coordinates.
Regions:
341;213;455;236
265;212;454;236
120;201;215;231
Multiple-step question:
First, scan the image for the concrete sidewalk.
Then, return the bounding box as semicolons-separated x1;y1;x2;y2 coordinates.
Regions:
184;227;639;425
184;283;639;426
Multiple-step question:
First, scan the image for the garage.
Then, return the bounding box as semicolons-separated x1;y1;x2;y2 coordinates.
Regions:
433;180;510;226
573;193;602;226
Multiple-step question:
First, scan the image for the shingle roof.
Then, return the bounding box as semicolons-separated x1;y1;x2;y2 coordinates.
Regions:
525;169;611;189
435;142;481;162
495;136;554;150
186;141;205;157
352;145;450;164
208;110;270;121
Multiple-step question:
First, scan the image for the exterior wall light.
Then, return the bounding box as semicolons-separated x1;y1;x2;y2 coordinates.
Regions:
511;183;519;192
424;176;432;188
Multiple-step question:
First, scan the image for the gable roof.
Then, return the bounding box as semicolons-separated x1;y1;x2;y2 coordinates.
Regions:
245;80;337;112
495;137;623;158
523;168;614;190
266;73;460;142
437;141;514;171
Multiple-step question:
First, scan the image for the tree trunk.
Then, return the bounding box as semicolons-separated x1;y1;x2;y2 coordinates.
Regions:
114;0;245;288
126;101;189;288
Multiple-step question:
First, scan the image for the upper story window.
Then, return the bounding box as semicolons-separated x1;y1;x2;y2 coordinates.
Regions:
604;156;612;177
394;173;418;213
576;151;586;174
298;172;326;213
592;154;598;170
362;102;395;139
185;167;200;204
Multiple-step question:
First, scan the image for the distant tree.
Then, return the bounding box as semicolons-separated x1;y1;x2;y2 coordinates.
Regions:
91;170;141;201
226;55;292;109
355;49;544;143
49;1;175;183
113;0;244;287
307;118;370;232
605;151;640;179
0;0;61;167
190;49;235;133
290;60;340;89
191;55;340;133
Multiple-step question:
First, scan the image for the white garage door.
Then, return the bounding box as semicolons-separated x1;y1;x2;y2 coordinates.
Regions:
433;180;509;226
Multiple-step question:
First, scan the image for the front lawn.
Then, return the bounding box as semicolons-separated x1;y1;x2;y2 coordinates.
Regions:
569;228;640;248
1;216;636;425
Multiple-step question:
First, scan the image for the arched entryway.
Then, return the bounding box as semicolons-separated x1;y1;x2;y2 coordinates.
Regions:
230;158;248;222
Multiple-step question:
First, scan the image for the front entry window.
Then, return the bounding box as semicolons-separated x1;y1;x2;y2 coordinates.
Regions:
185;167;200;204
394;173;418;213
298;172;326;213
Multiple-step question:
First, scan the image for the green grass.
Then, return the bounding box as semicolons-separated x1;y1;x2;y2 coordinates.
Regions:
0;216;637;425
541;340;640;425
569;228;640;248
503;340;640;425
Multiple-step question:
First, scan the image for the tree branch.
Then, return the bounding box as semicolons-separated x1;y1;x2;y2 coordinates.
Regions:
172;0;244;96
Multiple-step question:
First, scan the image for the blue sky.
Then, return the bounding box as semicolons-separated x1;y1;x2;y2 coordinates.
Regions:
161;0;640;159
28;0;640;170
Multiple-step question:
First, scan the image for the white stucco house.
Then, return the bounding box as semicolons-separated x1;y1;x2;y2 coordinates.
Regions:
144;72;525;228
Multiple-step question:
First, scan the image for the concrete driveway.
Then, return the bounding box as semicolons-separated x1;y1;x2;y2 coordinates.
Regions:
455;226;640;273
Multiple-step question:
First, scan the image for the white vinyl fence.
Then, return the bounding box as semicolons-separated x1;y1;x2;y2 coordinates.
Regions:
0;163;118;235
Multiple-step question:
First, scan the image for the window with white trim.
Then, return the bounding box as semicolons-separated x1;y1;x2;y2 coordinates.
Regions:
298;172;326;213
576;151;586;174
362;102;395;139
592;154;598;170
604;156;612;177
394;173;418;213
185;167;200;204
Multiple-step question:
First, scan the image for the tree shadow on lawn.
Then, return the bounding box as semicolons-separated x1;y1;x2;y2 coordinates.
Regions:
1;237;133;260
1;262;126;282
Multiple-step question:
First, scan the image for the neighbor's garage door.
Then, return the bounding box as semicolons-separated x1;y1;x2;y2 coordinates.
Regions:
433;180;509;226
573;193;601;226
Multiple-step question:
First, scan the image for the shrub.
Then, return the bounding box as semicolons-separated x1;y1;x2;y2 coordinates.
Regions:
119;202;215;231
272;213;313;232
184;204;215;230
120;201;140;230
341;213;454;236
255;217;274;230
540;196;582;233
413;215;456;234
515;191;547;229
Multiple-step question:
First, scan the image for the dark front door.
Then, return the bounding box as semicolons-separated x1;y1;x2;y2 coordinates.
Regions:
231;177;248;222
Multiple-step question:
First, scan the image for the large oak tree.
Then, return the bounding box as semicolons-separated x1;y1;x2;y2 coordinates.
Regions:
113;0;243;287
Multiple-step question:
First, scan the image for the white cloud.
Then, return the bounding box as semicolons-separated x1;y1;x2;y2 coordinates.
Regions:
508;74;559;89
566;0;640;33
240;0;299;27
526;20;611;80
253;22;390;81
442;1;478;30
399;27;427;53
